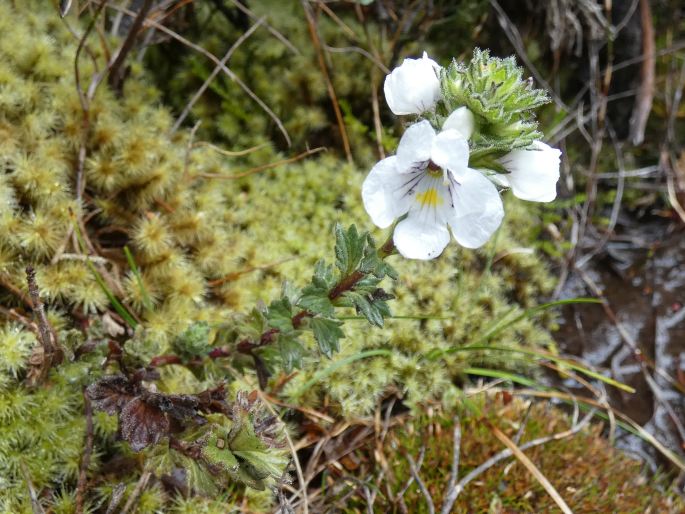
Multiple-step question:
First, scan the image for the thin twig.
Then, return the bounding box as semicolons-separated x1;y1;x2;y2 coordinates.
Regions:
107;3;292;146
119;470;152;514
20;462;46;514
193;147;326;180
108;0;154;90
628;0;655;145
104;483;126;514
440;408;594;512
75;392;95;514
192;141;267;157
405;450;435;514
171;17;265;133
301;0;353;164
183;120;202;179
229;0;300;55
25;267;58;360
439;416;461;514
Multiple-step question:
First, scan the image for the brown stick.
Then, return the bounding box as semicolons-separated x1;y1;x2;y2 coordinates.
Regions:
107;0;154;91
301;0;353;164
75;392;94;514
629;0;655;145
25;267;59;360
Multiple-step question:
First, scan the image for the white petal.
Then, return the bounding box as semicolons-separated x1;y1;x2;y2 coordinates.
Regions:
430;129;469;173
393;216;450;260
396;120;435;172
383;54;442;115
447;168;504;248
442;107;475;139
500;141;561;202
362;156;412;228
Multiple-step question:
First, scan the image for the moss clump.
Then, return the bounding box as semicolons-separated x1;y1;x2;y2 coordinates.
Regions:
319;393;683;513
0;1;644;512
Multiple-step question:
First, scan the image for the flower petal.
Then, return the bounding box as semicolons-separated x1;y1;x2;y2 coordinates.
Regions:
442;106;475;139
447;168;504;248
430;129;469;173
500;141;561;202
383;53;442;115
362;156;412;228
393;215;450;260
396;120;435;172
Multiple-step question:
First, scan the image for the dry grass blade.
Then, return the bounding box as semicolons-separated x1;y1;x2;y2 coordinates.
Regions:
440;406;594;511
229;0;300;55
194;147;326;180
107;3;292;146
193;141;268;157
301;0;353;164
488;421;573;514
513;389;685;471
171;16;265;133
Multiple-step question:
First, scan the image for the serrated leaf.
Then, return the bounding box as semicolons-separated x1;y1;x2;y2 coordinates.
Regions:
279;336;304;372
334;224;367;275
281;281;301;305
310;317;344;358
233;449;289;481
343;292;386;328
353;275;383;292
201;427;240;474
298;284;335;317
334;223;349;274
312;259;336;289
266;297;293;332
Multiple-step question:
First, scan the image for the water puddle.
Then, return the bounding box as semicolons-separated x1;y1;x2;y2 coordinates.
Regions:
554;220;685;467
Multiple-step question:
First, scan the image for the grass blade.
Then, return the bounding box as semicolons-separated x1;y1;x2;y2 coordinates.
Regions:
290;349;392;399
488;422;573;514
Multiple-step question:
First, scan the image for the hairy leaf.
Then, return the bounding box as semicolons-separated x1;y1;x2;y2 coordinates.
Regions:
310;317;345;358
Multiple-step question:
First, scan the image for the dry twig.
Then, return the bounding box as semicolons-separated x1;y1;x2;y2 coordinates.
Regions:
75;392;95;514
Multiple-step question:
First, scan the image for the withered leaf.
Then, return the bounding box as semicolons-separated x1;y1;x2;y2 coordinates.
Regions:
120;397;170;452
144;392;204;424
86;374;137;415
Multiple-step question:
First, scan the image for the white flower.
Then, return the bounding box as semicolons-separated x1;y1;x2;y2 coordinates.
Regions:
362;111;503;260
384;52;442;116
498;141;561;202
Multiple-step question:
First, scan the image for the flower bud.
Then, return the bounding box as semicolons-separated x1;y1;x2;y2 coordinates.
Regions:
383;52;441;115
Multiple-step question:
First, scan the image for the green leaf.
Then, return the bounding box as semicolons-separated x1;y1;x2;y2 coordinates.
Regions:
310;317;345;358
173;321;211;358
334;223;350;274
201;427;240;475
359;236;398;279
343;291;386;327
312;259;336;289
279;336;304;372
266;297;293;332
281;280;301;305
334;224;366;275
298;284;335;317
